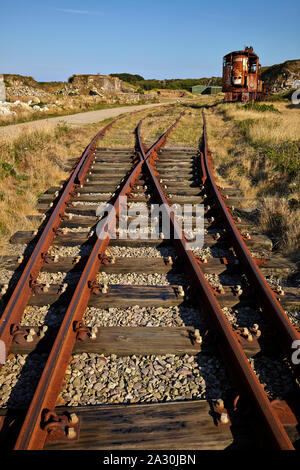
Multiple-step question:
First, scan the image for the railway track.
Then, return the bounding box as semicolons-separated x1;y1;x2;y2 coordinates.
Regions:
0;109;299;450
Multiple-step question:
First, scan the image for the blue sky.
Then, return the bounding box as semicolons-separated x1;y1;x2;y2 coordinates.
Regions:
1;0;299;81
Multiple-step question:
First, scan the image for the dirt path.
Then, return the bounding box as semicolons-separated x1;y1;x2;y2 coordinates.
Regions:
0;102;167;140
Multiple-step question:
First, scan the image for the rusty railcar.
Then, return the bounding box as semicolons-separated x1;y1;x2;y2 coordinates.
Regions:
222;46;266;102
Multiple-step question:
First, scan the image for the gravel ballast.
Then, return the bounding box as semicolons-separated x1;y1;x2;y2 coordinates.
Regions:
96;272;187;286
0;353;47;408
59;353;231;406
20;305;66;326
84;305;207;328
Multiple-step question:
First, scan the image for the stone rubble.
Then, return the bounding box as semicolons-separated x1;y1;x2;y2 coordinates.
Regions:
84;305;206;328
96;272;187;286
58;353;232;406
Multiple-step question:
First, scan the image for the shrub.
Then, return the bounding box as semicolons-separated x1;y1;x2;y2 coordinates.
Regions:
242;102;280;113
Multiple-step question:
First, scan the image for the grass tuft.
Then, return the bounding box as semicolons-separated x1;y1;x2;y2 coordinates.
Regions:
242;102;280;113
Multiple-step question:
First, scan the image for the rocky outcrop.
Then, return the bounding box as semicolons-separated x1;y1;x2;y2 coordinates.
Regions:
0;72;156;121
4;74;38;88
3;73;137;100
69;74;135;95
0;100;52;116
6;85;52;100
261;60;300;92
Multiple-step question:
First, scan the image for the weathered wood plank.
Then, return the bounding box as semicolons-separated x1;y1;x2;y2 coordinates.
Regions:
38;194;214;206
157;163;195;169
158;167;195;176
9;326;261;358
0;255;296;280
24;285;184;308
10;327;200;356
2;280;297;309
92;162;132;169
44;400;252;450
26;213;256;235
10;230;273;251
87;169;129;176
156;159;193;165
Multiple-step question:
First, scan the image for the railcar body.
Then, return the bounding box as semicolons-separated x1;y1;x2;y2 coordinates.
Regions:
222;46;266;102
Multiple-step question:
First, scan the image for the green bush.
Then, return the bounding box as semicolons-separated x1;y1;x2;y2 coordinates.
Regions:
0;161;16;179
266;91;292;102
236;118;256;136
242;102;280;113
264;142;300;177
109;73;222;91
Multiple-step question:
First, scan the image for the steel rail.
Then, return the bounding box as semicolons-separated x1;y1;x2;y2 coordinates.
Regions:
13;115;184;450
201;110;300;376
0;117;122;359
136;121;294;449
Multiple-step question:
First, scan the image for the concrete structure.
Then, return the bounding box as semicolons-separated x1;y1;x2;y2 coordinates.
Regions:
191;85;222;95
0;75;6;101
69;74;134;95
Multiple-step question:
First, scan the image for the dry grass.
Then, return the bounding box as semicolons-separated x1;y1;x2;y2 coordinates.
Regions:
0;120;116;251
4;95;297;258
0;95;157;127
0;96;105;126
0;104;190;251
140;95;222;149
206;100;300;255
259;197;300;253
141;105;184;144
222;101;300;144
99;104;178;148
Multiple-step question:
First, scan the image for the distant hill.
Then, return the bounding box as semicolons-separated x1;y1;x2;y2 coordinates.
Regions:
110;74;222;91
5;60;300;97
261;59;300;92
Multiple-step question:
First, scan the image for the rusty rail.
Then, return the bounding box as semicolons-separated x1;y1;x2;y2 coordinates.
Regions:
8;112;297;450
136;120;295;450
201;110;300;377
13;115;184;450
0;117;121;359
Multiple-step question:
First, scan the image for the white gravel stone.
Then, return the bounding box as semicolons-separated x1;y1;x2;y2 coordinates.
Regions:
49;245;93;257
84;305;207;328
37;271;80;285
0;243;35;257
96;272;187;286
266;275;287;287
285;310;300;327
105;246;176;258
59;226;90;233
204;273;221;288
20;305;66;326
0;270;17;285
72;201;99;206
190;246;212;258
